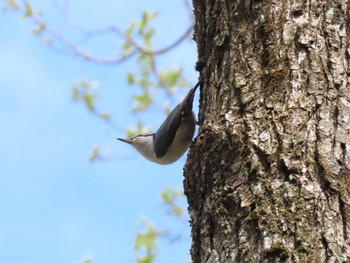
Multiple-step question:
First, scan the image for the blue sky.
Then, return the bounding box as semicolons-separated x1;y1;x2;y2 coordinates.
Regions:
0;1;197;262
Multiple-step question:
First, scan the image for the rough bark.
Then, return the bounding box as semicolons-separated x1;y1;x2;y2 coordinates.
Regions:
184;0;350;262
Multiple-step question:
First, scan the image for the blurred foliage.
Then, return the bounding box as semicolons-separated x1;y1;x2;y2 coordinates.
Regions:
3;0;194;136
71;79;112;124
71;79;113;162
161;188;184;217
132;90;154;112
23;2;33;17
3;1;194;262
32;22;45;35
125;120;152;138
134;219;165;263
4;0;18;9
72;79;100;112
89;146;101;162
122;10;190;114
89;145;110;162
134;186;189;263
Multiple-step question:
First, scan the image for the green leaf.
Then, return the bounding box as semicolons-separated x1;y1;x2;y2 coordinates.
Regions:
71;85;79;100
134;220;164;263
125;128;136;138
4;0;19;9
125;21;136;35
159;68;183;88
100;112;110;120
127;73;135;84
43;38;52;45
143;28;156;44
151;11;160;20
71;79;100;112
172;206;183;217
32;23;46;35
89;146;100;162
138;11;159;35
137;254;156;263
142;10;159;24
122;41;133;55
139;12;148;33
83;94;94;111
161;188;183;203
134;225;156;250
160;188;184;218
132;91;153;112
23;2;33;18
160;191;172;205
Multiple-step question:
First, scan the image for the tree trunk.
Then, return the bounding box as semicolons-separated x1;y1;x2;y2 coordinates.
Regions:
184;0;350;262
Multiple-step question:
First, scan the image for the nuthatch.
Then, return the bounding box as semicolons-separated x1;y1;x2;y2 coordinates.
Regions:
117;82;200;165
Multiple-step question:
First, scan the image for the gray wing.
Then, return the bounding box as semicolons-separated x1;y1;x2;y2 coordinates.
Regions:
153;104;182;158
153;82;200;158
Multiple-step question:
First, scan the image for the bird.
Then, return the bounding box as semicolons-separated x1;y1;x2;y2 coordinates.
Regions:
117;82;201;164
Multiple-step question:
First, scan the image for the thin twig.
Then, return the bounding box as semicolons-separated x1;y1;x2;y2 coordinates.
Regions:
149;55;167;89
110;25;193;56
52;0;193;57
31;13;137;64
19;0;193;65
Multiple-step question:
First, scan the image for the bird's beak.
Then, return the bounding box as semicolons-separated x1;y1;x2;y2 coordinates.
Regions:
117;138;132;144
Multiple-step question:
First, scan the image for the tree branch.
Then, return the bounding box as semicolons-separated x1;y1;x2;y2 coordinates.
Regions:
16;0;193;65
